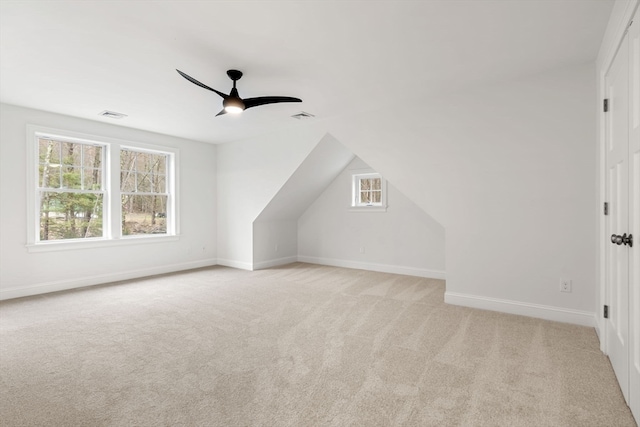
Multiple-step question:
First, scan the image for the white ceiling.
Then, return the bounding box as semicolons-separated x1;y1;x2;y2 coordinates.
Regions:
0;0;614;144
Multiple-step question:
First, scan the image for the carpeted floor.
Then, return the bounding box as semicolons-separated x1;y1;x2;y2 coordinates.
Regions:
0;263;636;426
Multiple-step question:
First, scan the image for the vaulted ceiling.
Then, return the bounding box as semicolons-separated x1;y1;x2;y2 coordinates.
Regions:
0;1;614;144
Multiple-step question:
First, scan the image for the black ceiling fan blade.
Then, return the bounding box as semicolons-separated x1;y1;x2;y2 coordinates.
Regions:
215;109;227;117
243;96;302;110
176;69;228;99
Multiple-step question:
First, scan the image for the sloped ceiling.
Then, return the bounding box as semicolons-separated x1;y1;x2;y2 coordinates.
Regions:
254;133;354;222
0;1;614;144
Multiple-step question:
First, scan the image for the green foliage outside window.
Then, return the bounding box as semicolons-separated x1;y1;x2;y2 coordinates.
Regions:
36;135;172;242
38;138;103;241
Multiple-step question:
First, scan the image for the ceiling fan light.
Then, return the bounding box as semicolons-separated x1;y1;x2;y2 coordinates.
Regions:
225;106;244;114
223;97;245;114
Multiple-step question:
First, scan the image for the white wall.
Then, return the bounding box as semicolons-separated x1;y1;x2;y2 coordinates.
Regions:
216;126;327;269
253;134;354;269
298;157;446;278
0;103;217;299
326;62;597;325
253;220;298;269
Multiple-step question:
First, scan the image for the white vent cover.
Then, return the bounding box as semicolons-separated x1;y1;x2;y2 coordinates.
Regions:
99;110;128;119
291;111;315;120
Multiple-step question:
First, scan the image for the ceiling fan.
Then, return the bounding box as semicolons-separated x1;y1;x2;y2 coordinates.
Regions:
176;69;302;116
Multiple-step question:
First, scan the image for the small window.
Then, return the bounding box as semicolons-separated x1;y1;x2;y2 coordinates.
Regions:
351;171;387;211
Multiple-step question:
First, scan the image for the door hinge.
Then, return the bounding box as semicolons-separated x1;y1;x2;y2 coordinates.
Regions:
604;99;609;112
604;202;609;215
604;305;609;319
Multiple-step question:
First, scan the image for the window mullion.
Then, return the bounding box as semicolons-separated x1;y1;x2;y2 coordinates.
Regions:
108;144;122;239
57;142;62;190
37;188;103;195
80;145;84;191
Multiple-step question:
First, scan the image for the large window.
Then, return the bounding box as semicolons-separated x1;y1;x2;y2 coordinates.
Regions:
120;149;168;236
37;137;105;241
351;170;387;211
28;126;177;250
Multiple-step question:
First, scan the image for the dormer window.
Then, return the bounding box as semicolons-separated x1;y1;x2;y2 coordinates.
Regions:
351;170;387;212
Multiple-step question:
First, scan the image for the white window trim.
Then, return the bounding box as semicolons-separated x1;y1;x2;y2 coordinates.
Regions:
26;125;180;253
118;144;177;239
349;168;387;212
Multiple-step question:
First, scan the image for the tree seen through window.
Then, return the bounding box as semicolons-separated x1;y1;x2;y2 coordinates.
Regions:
120;149;168;235
38;138;103;240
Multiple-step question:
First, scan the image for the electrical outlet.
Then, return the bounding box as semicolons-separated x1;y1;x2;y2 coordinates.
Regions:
359;246;365;254
560;279;572;293
274;244;279;252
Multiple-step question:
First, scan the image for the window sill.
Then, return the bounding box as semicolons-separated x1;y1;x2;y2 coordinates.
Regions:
26;234;180;253
348;206;387;213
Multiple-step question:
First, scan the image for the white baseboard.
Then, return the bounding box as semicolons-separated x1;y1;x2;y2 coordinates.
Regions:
253;256;298;270
444;291;596;327
297;256;446;280
594;318;607;352
0;258;217;301
216;258;253;271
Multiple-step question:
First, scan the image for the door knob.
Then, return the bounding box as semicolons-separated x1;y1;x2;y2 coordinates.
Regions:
611;233;634;247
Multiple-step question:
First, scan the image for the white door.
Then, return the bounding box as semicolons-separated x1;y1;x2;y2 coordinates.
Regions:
628;8;639;420
605;10;639;419
606;28;630;403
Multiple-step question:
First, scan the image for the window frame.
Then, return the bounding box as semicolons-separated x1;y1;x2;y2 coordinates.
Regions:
350;169;387;212
119;146;171;237
26;125;179;252
35;135;107;242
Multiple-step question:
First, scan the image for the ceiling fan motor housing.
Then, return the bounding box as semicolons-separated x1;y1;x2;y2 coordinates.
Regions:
223;93;245;113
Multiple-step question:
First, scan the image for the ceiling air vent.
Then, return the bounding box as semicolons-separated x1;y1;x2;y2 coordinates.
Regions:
99;110;128;119
291;111;315;120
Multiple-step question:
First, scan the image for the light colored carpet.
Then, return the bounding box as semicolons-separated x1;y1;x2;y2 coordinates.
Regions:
0;263;636;426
